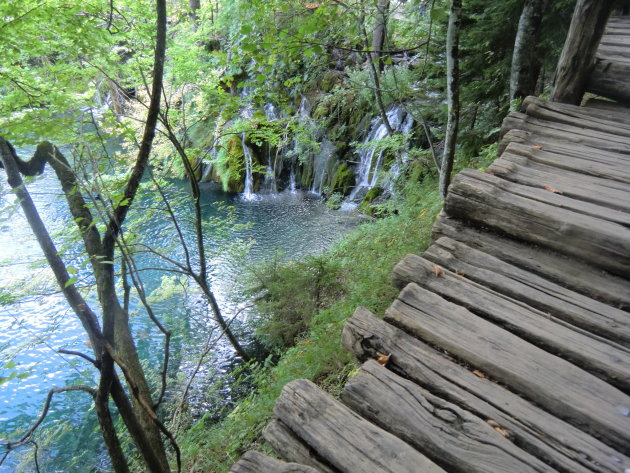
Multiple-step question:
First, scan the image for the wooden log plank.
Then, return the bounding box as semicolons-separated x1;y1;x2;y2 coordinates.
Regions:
400;237;630;346
601;34;630;45
523;95;630;126
273;379;446;473
467;168;630;227
384;284;630;453
431;216;630;309
597;45;630;59
585;98;630;114
499;149;630;193
500;139;630;184
342;361;555;473
230;451;323;473
596;53;630;66
342;308;630;473
445;169;630;276
587;59;630;104
524;102;630;137
263;419;339;473
489;155;630;212
501;113;630;153
391;253;630;389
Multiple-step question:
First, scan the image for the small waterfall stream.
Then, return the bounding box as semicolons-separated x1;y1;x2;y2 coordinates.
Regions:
345;106;413;204
241;133;256;200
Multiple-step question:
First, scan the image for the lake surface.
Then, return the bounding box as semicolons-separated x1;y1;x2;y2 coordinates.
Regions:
0;166;359;471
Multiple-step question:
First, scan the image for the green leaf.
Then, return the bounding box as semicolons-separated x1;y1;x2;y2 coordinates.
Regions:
64;276;78;288
255;73;266;83
240;24;253;35
67;266;78;275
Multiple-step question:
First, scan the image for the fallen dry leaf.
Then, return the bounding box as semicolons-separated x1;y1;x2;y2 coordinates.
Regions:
543;184;562;194
455;269;465;276
472;369;485;378
487;419;510;437
376;352;391;366
532;145;543;150
432;265;444;277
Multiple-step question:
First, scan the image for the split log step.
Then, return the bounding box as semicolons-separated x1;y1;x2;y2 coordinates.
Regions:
263;419;339;473
384;284;630;453
391;251;630;389
342;361;555;473
587;59;630;104
432;217;630;309
523;95;630;128
501;112;630;153
394;238;630;347
229;451;322;473
489;154;630;212
499;137;630;184
342;308;630;473
272;379;446;473
445;169;630;277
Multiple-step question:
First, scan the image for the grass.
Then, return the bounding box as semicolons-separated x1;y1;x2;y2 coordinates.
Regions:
177;144;497;472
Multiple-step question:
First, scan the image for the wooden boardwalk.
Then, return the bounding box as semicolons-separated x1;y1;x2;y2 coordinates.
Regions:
229;15;630;473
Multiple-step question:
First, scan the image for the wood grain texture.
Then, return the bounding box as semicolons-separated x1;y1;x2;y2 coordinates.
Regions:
432;216;630;309
587;59;630;103
273;379;446;473
263;419;339;473
342;361;555;473
445;169;630;277
229;451;323;473
342;307;630;473
524;95;630;126
384;284;630;453
391;253;630;390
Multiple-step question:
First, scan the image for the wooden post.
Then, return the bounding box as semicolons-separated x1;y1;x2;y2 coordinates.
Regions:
551;0;614;104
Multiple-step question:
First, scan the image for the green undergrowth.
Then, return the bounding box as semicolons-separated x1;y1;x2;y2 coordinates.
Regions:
178;145;497;472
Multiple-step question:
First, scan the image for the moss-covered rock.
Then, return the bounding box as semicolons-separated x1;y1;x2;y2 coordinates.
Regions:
215;136;245;192
328;163;355;197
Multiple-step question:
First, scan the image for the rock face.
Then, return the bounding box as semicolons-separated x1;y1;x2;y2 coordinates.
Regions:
198;93;416;203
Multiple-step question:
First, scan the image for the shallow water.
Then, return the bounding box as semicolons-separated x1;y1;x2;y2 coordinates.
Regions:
0;168;359;471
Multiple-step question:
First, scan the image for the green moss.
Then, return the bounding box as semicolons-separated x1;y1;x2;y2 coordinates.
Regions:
214;136;245;192
328;163;355;197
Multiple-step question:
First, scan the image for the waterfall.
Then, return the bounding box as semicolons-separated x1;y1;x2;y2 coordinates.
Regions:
310;138;335;195
260;164;277;195
345;106;414;204
263;103;279;121
241;133;256;200
289;167;297;193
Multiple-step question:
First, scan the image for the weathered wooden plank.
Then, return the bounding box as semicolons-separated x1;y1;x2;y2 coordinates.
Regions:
342;307;630;473
587;59;630;103
273;379;446;473
401;237;630;346
601;34;630;46
523;95;630;128
596;52;630;66
585;98;630;114
431;216;630;309
469;168;630;227
501;112;630;153
598;45;630;59
384;284;630;453
342;361;555;473
499;149;630;192
489;155;630;211
500;139;630;184
445;169;630;277
263;419;339;473
230;451;323;473
391;254;630;389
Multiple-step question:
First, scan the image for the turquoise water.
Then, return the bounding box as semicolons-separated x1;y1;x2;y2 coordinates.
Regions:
0;167;359;471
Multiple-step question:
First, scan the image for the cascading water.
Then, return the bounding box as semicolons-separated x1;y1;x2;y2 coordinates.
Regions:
344;106;414;204
241;133;256;200
310;138;335;195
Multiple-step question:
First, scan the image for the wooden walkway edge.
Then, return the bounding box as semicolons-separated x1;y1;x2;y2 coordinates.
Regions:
229;14;630;473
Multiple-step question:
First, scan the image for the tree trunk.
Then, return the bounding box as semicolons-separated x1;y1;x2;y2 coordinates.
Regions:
439;0;461;198
510;0;545;101
551;0;614;104
371;0;390;71
189;0;200;23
